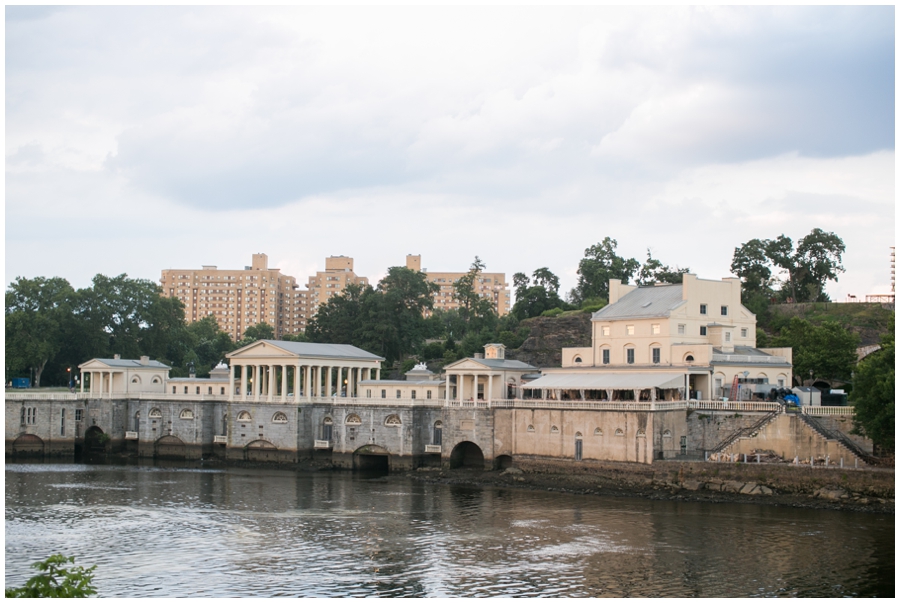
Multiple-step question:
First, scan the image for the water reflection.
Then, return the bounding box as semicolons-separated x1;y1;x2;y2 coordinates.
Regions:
5;461;894;597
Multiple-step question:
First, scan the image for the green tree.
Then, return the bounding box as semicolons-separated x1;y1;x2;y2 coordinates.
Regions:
570;237;639;305
731;238;773;295
5;554;97;598
305;284;369;345
531;267;560;294
5;277;77;386
183;315;235;377
79;274;164;359
851;316;894;453
636;249;689;286
772;317;859;383
453;257;497;330
512;272;529;300
239;322;275;344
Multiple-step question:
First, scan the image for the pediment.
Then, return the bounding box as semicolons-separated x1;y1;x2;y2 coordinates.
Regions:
79;359;111;370
228;340;297;359
444;358;490;372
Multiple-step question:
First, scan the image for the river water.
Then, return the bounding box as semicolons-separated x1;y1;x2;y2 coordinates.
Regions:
4;461;894;597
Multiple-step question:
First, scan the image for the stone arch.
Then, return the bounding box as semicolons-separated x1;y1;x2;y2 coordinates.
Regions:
345;413;362;425
272;412;288;423
683;353;695;363
615;428;624;437
84;426;107;452
237;411;252;422
663;429;672;438
131;375;141;384
179;409;194;420
574;356;583;364
245;439;278;462
575;431;583;439
636;429;646;438
550;425;560;434
449;441;485;469
149;408;163;418
384;414;401;426
594;427;603;436
353;444;391;472
11;433;44;456
151;376;162;384
527;425;535;432
154;435;186;459
495;454;513;470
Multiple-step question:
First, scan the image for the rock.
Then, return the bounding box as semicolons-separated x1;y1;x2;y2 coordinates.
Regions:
682;480;703;491
740;482;758;495
759;486;773;495
514;476;525;482
815;487;848;500
500;467;523;476
723;481;744;493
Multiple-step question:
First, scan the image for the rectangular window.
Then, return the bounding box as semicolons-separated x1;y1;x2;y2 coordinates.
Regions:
626;325;635;335
741;328;748;338
381;389;386;399
725;332;731;342
778;379;785;387
396;390;401;398
427;390;432;399
601;326;610;336
75;409;83;421
651;324;660;335
677;324;685;335
367;389;372;398
60;409;66;436
721;306;728;316
652;348;660;364
626;349;635;364
700;326;707;336
602;349;610;365
411;390;417;399
700;304;707;315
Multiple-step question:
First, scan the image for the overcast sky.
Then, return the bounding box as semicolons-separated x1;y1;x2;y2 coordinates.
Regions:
6;5;895;301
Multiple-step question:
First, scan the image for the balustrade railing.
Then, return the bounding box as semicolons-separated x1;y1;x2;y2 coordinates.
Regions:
687;400;783;412
801;406;854;416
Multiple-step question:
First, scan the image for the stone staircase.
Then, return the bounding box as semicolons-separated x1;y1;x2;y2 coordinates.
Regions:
710;410;782;455
798;413;874;466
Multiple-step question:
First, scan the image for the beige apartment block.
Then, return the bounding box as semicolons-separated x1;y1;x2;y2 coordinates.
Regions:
303;256;369;317
405;254;511;316
160;253;307;340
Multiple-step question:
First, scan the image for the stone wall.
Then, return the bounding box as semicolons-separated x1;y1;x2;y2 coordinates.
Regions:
685;410;772;453
723;414;862;466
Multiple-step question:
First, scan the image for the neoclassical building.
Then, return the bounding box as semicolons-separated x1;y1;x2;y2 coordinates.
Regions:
527;275;792;401
78;356;169;396
225;340;384;402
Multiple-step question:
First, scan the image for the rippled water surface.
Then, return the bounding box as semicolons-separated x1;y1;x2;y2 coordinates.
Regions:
5;462;894;597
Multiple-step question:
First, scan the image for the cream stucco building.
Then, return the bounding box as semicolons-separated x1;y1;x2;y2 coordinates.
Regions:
78;355;170;396
527;275;792;402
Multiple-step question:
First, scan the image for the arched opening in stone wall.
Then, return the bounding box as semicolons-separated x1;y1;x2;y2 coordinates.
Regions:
245;439;278;462
83;426;108;453
11;433;44;456
494;454;513;470
450;441;485;470
155;435;186;459
353;444;390;473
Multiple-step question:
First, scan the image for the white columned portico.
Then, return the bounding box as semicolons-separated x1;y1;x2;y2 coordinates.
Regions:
80;371;85;394
487;374;493;403
326;366;333;396
305;365;312;401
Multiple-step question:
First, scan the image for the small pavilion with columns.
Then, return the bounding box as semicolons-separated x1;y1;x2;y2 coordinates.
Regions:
442;344;536;403
225;340;384;403
78;356;170;396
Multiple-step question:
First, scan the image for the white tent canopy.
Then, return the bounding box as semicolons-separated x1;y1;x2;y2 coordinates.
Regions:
522;372;685;390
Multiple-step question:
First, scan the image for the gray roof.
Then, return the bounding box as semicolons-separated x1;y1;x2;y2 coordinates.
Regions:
246;340;384;361
90;358;170;369
359;379;445;385
470;358;536;370
592;284;686;320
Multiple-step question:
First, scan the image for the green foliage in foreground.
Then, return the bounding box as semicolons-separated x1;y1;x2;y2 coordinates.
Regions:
5;554;97;598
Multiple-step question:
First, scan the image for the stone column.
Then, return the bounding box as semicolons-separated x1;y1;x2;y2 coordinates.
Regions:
375;368;380;381
326;366;333;397
281;364;288;402
294;364;301;401
80;371;85;394
253;364;261;401
445;374;451;403
487;374;493;403
240;365;247;400
458;374;463;403
229;363;235;402
305;365;311;401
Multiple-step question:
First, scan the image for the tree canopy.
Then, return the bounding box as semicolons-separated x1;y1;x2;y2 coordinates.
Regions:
569;237;640;305
851;316;894;453
511;267;566;320
771;317;859;383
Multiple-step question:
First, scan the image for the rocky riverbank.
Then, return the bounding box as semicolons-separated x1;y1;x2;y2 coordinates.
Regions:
406;463;895;514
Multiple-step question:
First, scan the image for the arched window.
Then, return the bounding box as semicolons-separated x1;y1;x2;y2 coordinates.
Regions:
322;417;333;441
575;431;583;439
594;427;603;436
131;376;141;384
615;428;624;437
345;413;362;425
149;408;162;419
663;430;672;438
151;376;161;384
180;409;194;420
550;425;560;434
272;412;288;424
625;346;635;365
574;356;583;364
684;354;695;363
237;411;252;422
636;429;646;438
385;414;402;426
527;425;535;433
433;421;443;446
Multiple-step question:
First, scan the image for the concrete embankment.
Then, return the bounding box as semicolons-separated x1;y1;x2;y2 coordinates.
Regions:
410;459;895;514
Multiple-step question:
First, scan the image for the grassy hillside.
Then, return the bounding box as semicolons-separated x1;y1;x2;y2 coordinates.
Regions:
761;302;893;347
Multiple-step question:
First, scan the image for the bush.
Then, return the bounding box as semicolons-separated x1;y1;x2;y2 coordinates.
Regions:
6;554;97;598
541;307;564;318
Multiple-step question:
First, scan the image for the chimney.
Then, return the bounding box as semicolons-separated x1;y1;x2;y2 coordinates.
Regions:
113;354;121;360
140;356;150;366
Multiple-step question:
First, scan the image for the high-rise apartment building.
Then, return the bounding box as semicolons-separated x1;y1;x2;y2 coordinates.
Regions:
406;254;511;316
303;256;369;317
160;253;308;340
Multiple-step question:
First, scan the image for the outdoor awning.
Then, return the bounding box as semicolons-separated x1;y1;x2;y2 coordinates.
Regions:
522;372;686;390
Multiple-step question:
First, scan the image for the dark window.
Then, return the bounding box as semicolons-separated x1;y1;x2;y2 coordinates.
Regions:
721;306;728;316
396;390;401;398
575;439;583;461
652;348;661;364
426;390;432;399
60;409;66;436
433;425;442;446
411;390;416;399
700;304;707;315
626;349;635;364
322;423;332;441
700;326;707;336
75;409;83;421
381;389;386;399
602;349;610;365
